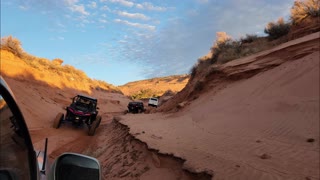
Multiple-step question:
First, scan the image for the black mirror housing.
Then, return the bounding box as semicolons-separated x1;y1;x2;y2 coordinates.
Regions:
49;153;101;180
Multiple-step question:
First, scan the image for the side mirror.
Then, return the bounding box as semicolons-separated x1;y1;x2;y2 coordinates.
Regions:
49;153;101;180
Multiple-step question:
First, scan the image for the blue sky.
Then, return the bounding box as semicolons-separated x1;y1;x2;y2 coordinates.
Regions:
1;0;295;85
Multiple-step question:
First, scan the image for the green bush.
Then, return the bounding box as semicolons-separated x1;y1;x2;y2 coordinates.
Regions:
264;18;291;40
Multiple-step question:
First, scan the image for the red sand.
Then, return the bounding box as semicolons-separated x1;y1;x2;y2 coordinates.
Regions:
120;32;320;180
2;32;319;180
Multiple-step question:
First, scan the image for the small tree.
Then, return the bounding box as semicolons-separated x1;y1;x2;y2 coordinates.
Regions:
264;17;290;40
291;0;320;24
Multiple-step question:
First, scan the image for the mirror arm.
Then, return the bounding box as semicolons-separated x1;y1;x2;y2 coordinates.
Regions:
40;138;48;174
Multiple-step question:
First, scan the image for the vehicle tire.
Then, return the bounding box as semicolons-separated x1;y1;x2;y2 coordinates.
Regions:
53;113;64;129
88;116;101;136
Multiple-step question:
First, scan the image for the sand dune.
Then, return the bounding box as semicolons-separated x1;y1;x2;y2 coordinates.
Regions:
120;32;320;180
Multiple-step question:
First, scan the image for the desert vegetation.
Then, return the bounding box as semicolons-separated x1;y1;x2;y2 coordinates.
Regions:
190;0;320;79
119;75;189;100
1;36;121;94
130;89;160;100
290;0;320;24
264;17;291;40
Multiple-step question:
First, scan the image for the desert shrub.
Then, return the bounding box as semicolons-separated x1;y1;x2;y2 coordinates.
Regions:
52;58;64;65
1;36;24;58
91;79;121;93
38;58;51;67
211;37;243;64
189;63;198;79
291;0;320;24
210;32;232;64
208;32;270;64
194;80;204;92
62;65;86;77
131;89;158;99
264;17;291;40
216;40;242;63
240;34;259;44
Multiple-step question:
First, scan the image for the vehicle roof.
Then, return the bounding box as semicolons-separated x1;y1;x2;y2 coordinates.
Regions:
129;101;143;104
77;94;97;101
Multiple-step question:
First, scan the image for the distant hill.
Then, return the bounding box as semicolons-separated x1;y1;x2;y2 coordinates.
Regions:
119;75;189;99
0;37;122;94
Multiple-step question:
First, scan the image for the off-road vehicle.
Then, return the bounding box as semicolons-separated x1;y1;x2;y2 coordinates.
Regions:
127;101;145;113
0;76;101;180
53;94;101;136
148;97;159;107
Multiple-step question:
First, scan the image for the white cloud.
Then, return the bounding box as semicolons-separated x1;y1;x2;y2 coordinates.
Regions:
117;11;150;20
109;0;134;7
114;19;155;30
56;22;65;28
69;4;90;15
19;5;29;10
113;0;296;79
64;0;90;16
99;19;108;23
136;2;167;11
196;0;209;4
88;1;97;8
64;0;79;6
81;18;91;23
118;40;128;43
77;23;86;27
101;13;107;18
100;5;110;11
50;36;65;41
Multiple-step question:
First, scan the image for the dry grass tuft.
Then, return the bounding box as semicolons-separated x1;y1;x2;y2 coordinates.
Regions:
291;0;320;24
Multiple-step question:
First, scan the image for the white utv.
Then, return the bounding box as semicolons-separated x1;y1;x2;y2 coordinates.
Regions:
148;97;159;107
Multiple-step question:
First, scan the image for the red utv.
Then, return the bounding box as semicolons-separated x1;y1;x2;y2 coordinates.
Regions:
53;95;101;136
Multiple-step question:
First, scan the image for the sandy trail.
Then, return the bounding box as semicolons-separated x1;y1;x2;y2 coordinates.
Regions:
4;76;212;179
2;31;318;180
120;33;320;180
